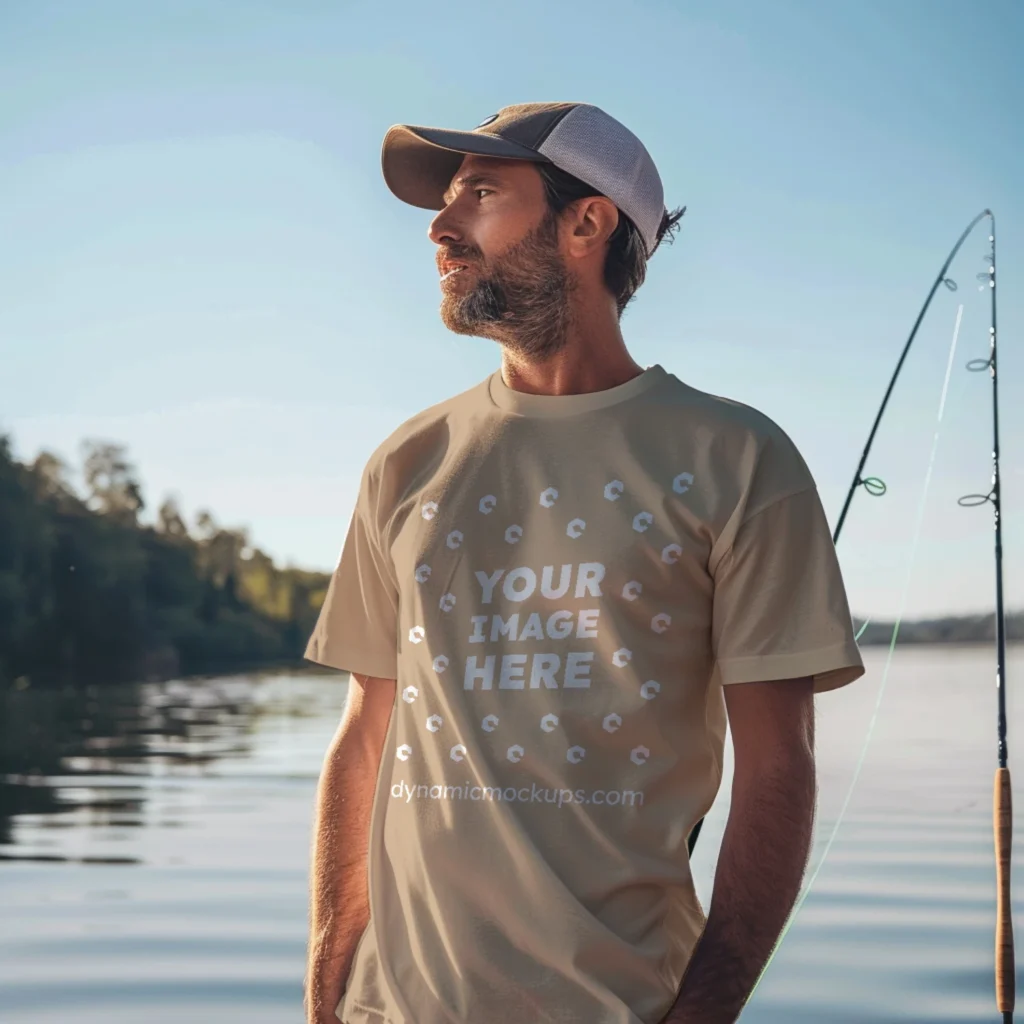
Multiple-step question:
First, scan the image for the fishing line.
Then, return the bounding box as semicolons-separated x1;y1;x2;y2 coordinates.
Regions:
746;302;965;1003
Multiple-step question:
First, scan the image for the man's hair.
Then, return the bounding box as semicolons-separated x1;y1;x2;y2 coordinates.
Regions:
536;162;686;317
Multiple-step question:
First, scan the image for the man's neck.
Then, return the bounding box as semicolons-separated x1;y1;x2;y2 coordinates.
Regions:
499;300;645;398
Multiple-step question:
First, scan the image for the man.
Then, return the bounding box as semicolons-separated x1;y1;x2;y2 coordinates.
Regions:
304;102;864;1024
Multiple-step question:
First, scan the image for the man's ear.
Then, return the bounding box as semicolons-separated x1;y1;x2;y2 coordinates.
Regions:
564;196;619;257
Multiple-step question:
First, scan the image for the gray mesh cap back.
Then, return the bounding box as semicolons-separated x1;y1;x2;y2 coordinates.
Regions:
381;102;668;257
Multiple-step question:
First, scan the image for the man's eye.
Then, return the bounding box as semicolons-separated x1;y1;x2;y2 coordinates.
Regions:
475;189;493;199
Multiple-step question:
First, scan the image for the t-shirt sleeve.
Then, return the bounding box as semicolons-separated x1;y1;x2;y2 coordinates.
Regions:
711;485;865;694
304;481;399;680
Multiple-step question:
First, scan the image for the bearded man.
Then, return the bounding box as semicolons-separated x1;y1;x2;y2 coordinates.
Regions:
304;102;864;1024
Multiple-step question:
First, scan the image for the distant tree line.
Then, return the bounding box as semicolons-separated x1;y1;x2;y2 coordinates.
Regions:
854;612;1023;646
0;432;331;689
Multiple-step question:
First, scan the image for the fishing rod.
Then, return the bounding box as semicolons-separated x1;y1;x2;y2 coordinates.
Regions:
689;210;1014;1022
829;209;1011;1021
961;216;1013;1024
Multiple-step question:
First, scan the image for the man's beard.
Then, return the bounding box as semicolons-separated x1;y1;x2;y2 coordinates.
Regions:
439;212;576;361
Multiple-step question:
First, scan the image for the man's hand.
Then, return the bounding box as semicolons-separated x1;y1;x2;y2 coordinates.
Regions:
662;676;816;1024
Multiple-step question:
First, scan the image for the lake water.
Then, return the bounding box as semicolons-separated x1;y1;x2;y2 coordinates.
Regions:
2;644;1022;1023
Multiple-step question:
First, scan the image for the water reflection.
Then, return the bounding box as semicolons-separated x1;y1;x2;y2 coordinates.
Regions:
0;671;346;864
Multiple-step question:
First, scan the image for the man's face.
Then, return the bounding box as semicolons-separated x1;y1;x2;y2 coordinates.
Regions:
429;155;575;360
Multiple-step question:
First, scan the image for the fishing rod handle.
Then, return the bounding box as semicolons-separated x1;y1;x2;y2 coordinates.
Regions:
995;766;1015;1015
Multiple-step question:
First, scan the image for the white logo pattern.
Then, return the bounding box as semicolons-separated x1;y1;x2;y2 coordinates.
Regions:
640;680;661;700
661;543;682;564
632;511;654;533
566;518;586;539
412;471;698;772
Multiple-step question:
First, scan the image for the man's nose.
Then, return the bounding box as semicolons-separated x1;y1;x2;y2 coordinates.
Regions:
428;205;462;247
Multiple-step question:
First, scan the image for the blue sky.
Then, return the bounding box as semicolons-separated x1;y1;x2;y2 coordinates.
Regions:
1;0;1021;620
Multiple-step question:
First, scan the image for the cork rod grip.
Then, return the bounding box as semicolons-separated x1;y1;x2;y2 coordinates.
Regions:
995;766;1015;1015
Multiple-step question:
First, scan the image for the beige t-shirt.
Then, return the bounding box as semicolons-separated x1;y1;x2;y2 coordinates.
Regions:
305;364;864;1024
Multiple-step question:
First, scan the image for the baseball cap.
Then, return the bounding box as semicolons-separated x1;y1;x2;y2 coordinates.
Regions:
381;102;667;257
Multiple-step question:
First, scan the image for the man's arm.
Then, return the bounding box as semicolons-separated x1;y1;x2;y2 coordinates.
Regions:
665;676;816;1024
305;673;396;1024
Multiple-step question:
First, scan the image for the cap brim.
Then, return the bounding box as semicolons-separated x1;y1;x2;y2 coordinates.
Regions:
381;124;548;211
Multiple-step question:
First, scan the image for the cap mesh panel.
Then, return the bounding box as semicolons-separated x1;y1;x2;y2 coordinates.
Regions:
538;104;664;255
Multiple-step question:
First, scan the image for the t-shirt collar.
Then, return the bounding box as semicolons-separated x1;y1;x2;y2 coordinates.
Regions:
487;364;667;418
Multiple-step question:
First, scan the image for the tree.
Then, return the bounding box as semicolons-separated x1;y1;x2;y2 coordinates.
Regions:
0;435;55;684
29;450;78;507
80;440;145;524
194;508;217;541
156;496;190;539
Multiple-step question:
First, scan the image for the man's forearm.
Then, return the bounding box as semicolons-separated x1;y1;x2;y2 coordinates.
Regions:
666;752;816;1023
306;758;371;1022
305;692;390;1024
